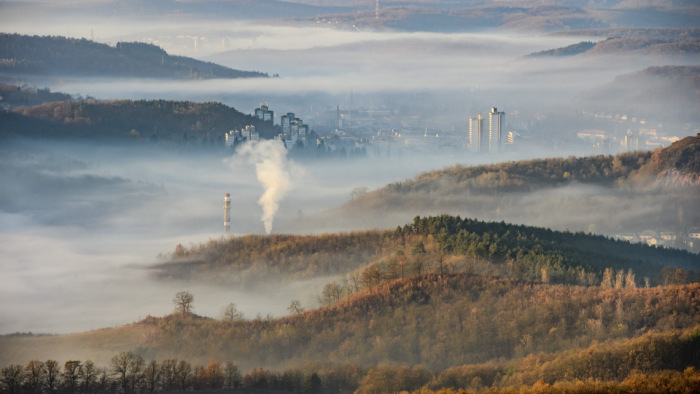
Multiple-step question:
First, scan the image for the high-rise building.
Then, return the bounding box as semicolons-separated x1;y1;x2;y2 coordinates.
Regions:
255;104;274;122
469;114;485;153
281;112;295;135
488;107;505;154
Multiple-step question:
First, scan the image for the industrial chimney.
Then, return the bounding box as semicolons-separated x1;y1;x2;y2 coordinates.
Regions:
224;193;231;232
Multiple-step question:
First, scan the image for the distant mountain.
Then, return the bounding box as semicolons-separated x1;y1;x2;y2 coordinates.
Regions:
0;34;268;79
0;99;276;141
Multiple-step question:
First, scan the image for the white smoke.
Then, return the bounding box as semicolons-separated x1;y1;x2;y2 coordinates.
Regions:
236;140;292;234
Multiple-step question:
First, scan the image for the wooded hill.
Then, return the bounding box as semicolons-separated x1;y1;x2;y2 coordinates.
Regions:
0;34;267;79
155;215;700;289
1;275;699;391
0;99;277;142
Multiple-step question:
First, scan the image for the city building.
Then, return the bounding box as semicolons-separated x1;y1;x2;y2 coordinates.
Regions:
254;104;274;122
488;107;505;154
279;112;309;147
468;114;485;152
225;125;259;147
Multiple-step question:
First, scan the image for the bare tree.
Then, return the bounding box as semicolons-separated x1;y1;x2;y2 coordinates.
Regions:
24;360;45;394
288;300;304;315
61;361;82;394
81;361;98;394
223;302;243;321
111;351;144;394
0;364;23;394
142;360;160;393
173;291;194;315
45;360;60;394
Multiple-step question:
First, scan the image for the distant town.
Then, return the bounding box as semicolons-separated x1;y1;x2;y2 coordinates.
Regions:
226;100;689;159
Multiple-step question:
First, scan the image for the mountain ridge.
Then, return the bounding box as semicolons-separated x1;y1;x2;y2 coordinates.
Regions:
0;34;268;79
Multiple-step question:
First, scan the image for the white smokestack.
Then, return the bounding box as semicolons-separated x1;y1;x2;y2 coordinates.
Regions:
237;140;292;234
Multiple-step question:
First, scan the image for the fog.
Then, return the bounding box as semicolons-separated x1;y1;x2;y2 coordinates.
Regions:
1;1;698;335
1;138;505;334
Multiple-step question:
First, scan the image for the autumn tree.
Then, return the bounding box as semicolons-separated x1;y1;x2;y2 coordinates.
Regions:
319;282;343;306
173;291;194;315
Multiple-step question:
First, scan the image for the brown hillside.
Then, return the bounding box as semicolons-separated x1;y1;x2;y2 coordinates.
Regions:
636;133;700;184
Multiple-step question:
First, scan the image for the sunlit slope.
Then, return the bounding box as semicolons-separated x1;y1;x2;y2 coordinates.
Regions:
2;274;698;371
152;215;699;287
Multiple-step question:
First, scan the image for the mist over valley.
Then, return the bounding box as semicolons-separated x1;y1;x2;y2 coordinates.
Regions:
1;1;699;392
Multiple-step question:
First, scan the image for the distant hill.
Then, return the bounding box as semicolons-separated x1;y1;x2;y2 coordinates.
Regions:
526;41;596;57
577;65;700;124
0;34;268;79
636;133;700;184
308;4;700;33
0;99;276;142
528;29;700;57
0;83;72;107
317;138;700;238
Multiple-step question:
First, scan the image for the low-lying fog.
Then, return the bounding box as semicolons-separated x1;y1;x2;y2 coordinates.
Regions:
2;6;697;335
1;138;520;335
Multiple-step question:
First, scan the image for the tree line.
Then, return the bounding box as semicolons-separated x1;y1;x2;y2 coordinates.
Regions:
3;327;698;393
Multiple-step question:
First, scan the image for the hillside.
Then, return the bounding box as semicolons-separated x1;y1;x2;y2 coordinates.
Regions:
0;99;276;142
0;34;267;79
526;41;596;57
1;274;699;380
324;138;700;238
577;65;700;124
635;133;700;184
307;4;700;33
155;215;700;288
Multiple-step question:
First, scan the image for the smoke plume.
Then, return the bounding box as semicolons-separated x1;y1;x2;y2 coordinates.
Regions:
237;140;292;234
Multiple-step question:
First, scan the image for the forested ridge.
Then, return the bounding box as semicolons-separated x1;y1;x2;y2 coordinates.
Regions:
0;34;267;79
156;215;699;287
0;99;277;141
